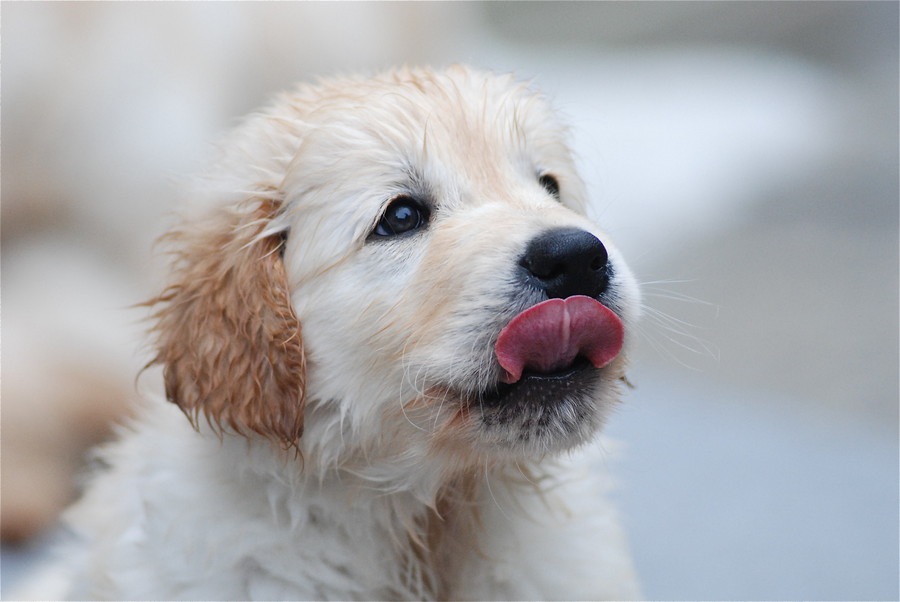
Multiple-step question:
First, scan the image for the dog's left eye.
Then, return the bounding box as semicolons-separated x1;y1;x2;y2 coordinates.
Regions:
373;196;430;237
539;174;561;199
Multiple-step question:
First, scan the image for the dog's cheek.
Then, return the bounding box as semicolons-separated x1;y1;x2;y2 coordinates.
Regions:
285;255;424;437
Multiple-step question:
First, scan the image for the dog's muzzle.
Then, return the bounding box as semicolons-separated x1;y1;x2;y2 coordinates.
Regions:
470;230;628;450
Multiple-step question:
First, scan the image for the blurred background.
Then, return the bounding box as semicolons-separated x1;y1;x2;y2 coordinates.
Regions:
2;2;897;599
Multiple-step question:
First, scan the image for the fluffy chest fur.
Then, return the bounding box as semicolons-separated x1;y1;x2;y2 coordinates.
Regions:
50;403;638;601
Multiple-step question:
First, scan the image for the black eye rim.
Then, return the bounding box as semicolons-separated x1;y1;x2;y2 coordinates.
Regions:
372;194;431;238
539;173;561;199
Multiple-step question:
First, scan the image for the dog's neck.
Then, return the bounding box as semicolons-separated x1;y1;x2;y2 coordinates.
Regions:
227;432;542;600
393;471;484;599
322;460;495;599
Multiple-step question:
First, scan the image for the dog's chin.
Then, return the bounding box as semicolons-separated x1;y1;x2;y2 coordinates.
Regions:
467;357;614;455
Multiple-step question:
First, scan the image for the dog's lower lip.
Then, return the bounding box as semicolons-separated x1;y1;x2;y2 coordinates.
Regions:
480;356;593;404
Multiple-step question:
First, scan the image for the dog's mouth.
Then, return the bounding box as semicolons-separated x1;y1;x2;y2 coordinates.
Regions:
468;296;625;447
479;355;597;406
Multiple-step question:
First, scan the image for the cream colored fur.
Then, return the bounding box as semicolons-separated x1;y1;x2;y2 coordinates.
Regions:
21;65;641;600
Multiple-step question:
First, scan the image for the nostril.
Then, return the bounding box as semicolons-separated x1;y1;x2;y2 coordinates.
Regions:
520;256;565;281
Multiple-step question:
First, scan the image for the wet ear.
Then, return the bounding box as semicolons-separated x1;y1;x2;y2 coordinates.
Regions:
148;198;306;448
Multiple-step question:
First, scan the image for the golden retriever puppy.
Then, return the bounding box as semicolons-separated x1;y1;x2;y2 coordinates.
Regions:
23;65;642;600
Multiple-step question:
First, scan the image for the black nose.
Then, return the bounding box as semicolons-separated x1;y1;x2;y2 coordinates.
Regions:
520;228;610;299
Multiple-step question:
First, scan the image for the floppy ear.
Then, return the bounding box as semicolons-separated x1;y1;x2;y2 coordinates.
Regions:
147;198;306;449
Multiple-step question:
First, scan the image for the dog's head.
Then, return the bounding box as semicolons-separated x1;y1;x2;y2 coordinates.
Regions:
150;66;639;476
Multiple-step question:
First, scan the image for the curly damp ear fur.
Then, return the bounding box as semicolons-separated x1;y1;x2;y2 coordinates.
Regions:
147;198;306;449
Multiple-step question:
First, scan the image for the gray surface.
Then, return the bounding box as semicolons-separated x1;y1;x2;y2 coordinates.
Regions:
607;364;898;600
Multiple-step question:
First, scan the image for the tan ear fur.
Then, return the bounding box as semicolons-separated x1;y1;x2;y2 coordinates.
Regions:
147;198;306;448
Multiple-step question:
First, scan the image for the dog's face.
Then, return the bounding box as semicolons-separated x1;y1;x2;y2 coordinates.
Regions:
153;66;639;477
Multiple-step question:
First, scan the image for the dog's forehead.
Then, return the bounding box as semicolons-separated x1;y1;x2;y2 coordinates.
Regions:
283;68;569;194
315;68;556;144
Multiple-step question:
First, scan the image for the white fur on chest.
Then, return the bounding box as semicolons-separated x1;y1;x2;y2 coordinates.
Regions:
39;402;638;600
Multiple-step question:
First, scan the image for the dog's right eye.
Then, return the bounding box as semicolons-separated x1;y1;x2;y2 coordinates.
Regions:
373;196;430;237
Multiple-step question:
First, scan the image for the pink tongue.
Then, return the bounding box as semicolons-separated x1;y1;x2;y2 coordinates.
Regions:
495;295;624;384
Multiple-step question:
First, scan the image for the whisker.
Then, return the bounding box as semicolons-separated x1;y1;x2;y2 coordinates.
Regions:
633;277;720;369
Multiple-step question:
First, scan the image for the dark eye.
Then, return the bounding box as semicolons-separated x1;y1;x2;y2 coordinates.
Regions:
539;174;560;199
373;196;429;237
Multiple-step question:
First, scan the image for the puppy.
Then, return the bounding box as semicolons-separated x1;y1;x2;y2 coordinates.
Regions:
26;65;642;600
